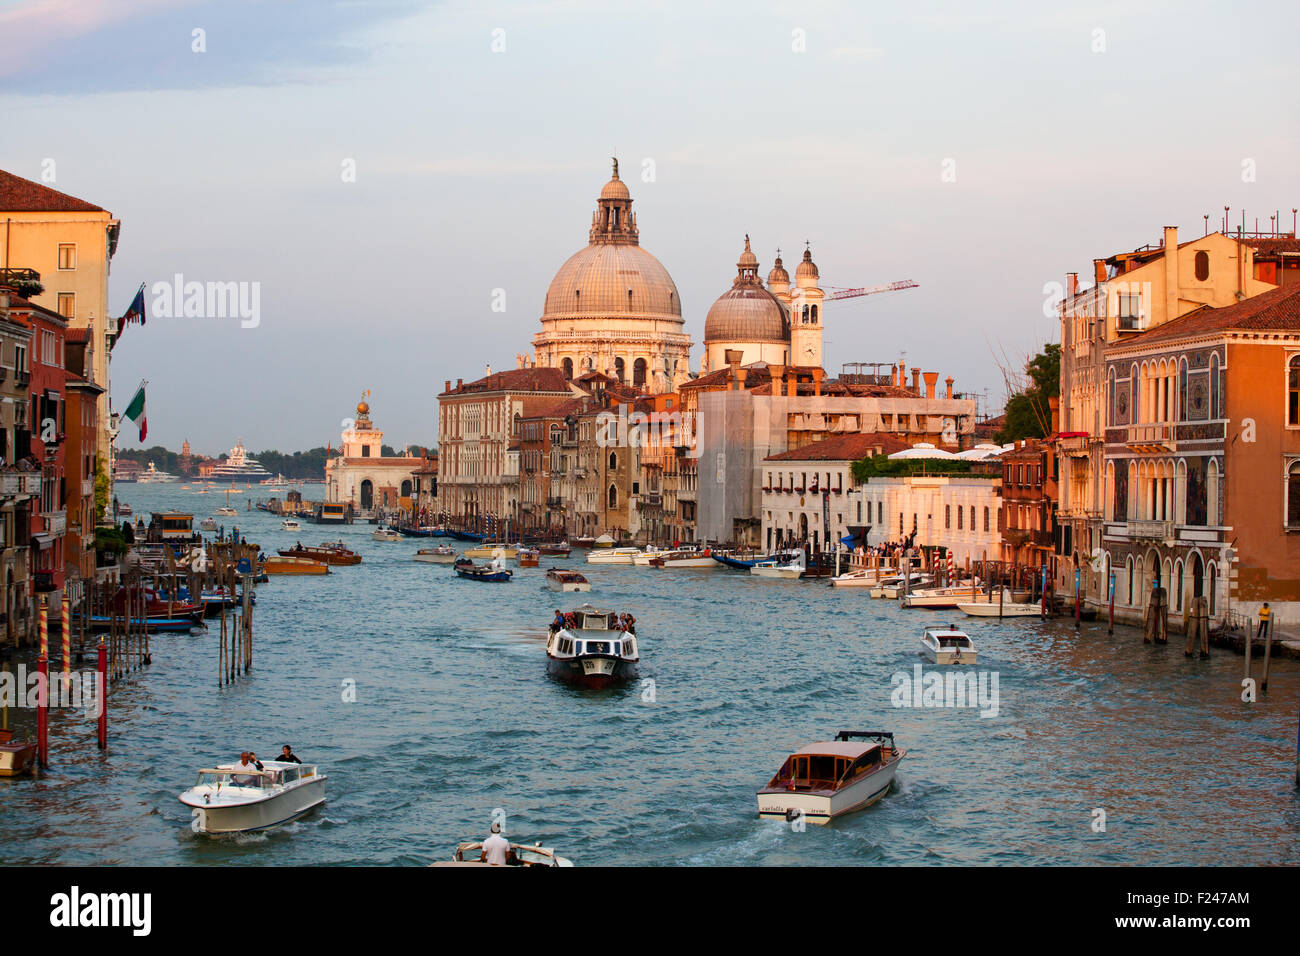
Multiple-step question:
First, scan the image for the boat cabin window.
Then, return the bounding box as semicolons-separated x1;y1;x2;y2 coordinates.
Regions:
845;748;882;780
792;755;847;785
198;770;263;788
587;641;610;655
278;766;300;785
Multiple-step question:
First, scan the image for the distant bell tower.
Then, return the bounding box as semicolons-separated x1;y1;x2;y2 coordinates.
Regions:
788;244;824;368
341;390;383;459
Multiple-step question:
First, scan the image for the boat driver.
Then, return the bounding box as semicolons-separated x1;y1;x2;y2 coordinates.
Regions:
233;751;264;785
278;745;302;764
480;822;515;866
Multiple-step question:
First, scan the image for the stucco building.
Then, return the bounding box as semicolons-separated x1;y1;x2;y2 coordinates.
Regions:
324;395;428;513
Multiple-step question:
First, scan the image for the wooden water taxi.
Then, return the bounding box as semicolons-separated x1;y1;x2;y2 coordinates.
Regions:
517;547;540;567
277;542;361;566
545;568;590;592
464;543;518;559
431;841;573;868
0;729;37;777
545;605;638;688
650;548;716;568
757;731;905;825
537;542;572;556
920;624;977;664
263;555;329;575
413;545;457;564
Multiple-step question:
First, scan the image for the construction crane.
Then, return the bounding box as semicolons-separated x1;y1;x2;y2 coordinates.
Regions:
824;279;919;302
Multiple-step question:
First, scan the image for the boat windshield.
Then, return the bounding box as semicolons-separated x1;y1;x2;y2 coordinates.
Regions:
197;770;264;788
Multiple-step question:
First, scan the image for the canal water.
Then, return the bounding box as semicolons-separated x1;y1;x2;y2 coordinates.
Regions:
2;483;1298;866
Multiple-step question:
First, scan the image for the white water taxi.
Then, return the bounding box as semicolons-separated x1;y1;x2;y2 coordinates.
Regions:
546;568;591;592
757;731;904;825
900;583;978;609
921;624;977;664
585;547;640;566
199;518;218;532
750;549;806;579
546;605;639;688
650;548;716;568
828;567;891;588
281;518;301;531
179;760;327;834
631;546;670;566
215;507;238;518
431;841;574;867
958;598;1042;618
372;527;402;542
868;573;930;599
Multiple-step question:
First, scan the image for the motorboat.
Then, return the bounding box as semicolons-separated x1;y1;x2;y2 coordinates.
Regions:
571;536;596;549
712;550;779;570
277;542;361;566
263;555;329;575
537;542;572;556
585;547;640;566
199;518;218;532
545;605;638;688
750;549;806;579
920;624;977;664
281;519;301;532
413;545;457;564
215;507;238;518
631;546;670;566
900;584;979;609
117;502;133;517
546;568;590;592
591;533;616;548
650;548;716;568
0;729;37;777
828;567;893;588
454;554;513;582
179;760;327;834
372;527;402;542
756;731;905;825
464;542;518;559
517;547;540;567
868;572;930;599
431;841;574;868
958;596;1042;618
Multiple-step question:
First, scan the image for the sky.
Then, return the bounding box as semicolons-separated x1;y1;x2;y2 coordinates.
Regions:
2;0;1297;455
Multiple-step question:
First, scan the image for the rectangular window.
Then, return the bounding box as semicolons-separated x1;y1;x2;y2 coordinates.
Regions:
1118;293;1142;330
57;244;76;270
57;293;75;318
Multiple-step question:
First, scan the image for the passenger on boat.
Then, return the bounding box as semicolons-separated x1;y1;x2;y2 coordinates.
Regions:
279;745;301;764
480;822;515;866
551;610;565;634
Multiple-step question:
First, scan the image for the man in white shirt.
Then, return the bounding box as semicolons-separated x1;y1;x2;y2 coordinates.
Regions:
479;822;514;866
233;751;263;786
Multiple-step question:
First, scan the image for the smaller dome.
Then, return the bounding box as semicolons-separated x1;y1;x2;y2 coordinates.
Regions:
768;252;789;285
600;176;630;201
796;246;819;279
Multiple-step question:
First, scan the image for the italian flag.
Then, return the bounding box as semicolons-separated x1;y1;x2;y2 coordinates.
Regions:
123;383;147;442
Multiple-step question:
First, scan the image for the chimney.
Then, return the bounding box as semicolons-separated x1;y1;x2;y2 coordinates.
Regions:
1163;225;1178;321
456;378;463;389
945;376;954;399
1067;273;1078;296
1049;394;1060;435
769;363;785;387
726;352;742;391
811;367;823;396
923;371;938;399
1094;259;1107;284
444;380;451;393
736;367;748;390
910;367;920;393
898;361;907;389
787;369;798;397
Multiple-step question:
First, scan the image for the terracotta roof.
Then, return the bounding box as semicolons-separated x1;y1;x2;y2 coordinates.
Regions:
440;367;571;396
1247;236;1300;255
523;397;589;422
764;432;912;462
65;328;90;343
0;169;105;212
1113;282;1300;348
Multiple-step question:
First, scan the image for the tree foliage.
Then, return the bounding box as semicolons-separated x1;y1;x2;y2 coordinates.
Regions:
996;344;1060;444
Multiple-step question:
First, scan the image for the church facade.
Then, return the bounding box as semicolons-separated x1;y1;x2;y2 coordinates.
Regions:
325;394;429;512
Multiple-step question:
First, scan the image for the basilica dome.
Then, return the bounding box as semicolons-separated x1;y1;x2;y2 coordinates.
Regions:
704;236;789;345
543;242;681;319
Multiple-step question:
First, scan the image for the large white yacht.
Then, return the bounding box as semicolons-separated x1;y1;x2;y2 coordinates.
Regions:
202;441;272;482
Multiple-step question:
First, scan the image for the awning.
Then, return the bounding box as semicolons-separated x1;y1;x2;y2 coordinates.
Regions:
30;533;53;550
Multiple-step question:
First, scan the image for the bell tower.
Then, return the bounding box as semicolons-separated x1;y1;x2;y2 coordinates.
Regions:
788;244;824;368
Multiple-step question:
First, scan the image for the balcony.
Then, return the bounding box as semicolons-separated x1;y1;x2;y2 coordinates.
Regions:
1124;423;1175;453
43;512;66;536
1127;519;1175;542
546;497;565;509
15;370;29;387
0;473;39;497
34;570;57;592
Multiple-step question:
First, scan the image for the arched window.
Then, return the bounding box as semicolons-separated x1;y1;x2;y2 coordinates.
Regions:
1194;250;1209;281
633;358;647;387
1179;357;1188;421
1125;556;1135;605
1209;353;1221;419
945;504;951;529
609;452;617;470
983;506;990;532
1174;560;1184;611
1104;461;1115;521
1131;363;1141;422
810;305;818;323
1207;458;1219;526
360;479;373;510
400;479;412;498
608;485;617;509
1288;355;1300;426
1288;460;1300;529
970;506;976;531
1108;367;1117;425
614;357;625;383
957;506;963;530
1207;561;1218;615
561;357;573;380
